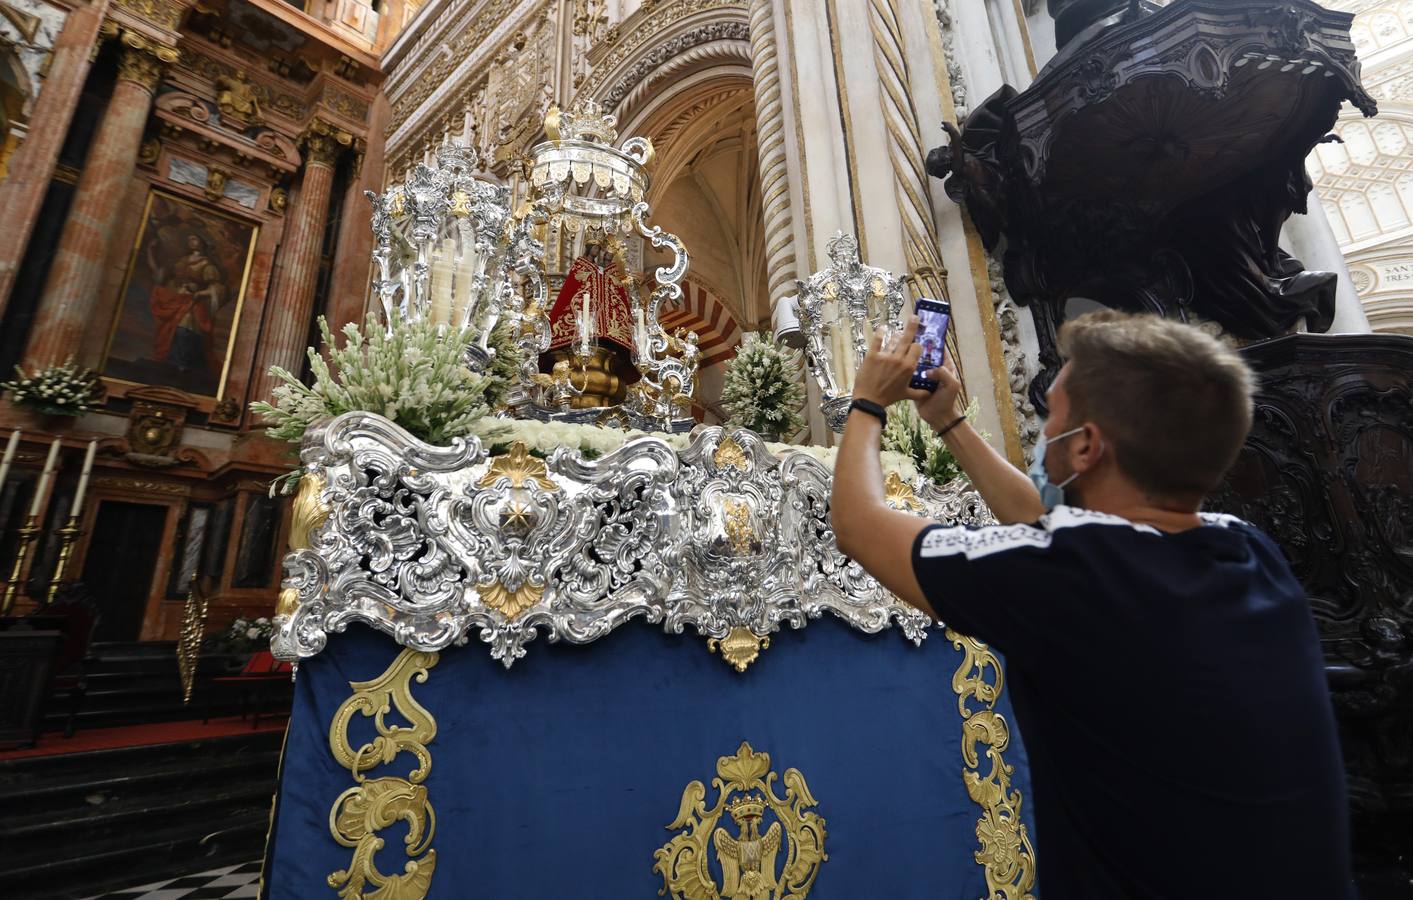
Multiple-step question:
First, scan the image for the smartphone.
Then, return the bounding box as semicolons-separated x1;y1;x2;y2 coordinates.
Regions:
911;297;951;391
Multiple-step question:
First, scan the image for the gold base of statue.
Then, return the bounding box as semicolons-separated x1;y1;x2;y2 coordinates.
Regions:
545;346;627;408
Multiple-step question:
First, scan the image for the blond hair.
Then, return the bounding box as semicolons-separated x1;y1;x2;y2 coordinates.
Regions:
1056;310;1256;499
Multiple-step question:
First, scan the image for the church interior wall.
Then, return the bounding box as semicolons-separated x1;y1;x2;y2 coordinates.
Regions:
0;0;402;641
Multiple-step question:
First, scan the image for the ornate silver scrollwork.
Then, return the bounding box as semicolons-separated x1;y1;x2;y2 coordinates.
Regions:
274;412;993;670
527;100;697;432
794;233;912;431
366;142;551;408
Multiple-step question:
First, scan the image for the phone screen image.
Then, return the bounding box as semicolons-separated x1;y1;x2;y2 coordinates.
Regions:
912;301;950;389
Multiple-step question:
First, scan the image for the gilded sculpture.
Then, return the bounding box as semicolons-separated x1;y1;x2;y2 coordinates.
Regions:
215;70;262;128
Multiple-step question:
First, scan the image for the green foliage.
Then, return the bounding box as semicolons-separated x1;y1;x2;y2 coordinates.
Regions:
250;312;493;449
2;358;100;417
883;398;977;485
482;318;525;411
721;332;806;441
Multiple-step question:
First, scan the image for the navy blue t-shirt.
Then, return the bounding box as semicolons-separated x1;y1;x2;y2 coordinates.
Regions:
911;506;1354;899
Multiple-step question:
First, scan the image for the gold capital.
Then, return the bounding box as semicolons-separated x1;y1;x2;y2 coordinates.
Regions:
300;119;353;169
115;32;179;92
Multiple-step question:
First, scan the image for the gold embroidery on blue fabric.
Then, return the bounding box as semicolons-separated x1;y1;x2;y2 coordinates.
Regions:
327;649;439;900
656;741;828;898
947;630;1037;899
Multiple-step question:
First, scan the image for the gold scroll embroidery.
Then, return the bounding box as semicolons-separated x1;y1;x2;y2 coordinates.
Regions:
327;649;440;899
947;629;1037;899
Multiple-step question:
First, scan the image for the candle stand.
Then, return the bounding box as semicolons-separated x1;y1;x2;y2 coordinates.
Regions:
1;516;42;616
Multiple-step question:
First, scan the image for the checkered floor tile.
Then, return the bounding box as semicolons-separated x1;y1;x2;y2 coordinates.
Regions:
84;861;263;899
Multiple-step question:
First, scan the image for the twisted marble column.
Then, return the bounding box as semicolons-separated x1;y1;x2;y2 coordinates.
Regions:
747;0;797;314
25;32;177;367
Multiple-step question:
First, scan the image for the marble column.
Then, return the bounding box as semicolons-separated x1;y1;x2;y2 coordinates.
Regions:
24;33;177;367
249;123;346;403
0;0;112;319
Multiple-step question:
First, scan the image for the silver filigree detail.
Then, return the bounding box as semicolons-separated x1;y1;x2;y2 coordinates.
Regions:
275;413;994;668
794;233;912;431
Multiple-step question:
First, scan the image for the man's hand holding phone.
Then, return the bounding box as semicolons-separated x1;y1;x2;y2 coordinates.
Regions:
914;352;963;432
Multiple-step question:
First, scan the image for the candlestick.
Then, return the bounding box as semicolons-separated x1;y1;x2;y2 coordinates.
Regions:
72;440;96;519
46;515;84;605
1;515;41;616
0;429;18;495
28;438;60;518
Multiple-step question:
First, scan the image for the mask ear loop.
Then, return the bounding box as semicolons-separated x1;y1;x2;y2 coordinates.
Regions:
1055;430;1103;490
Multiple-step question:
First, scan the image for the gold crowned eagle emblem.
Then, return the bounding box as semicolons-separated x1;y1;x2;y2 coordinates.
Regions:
655;742;827;899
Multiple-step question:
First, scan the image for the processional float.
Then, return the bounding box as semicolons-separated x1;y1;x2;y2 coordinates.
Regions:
263;102;1036;898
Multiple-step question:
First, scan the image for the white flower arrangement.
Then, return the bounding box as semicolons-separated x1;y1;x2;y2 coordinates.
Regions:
883;397;978;485
2;357;100;417
212;615;274;654
720;333;806;441
475;418;921;480
252;312;494;492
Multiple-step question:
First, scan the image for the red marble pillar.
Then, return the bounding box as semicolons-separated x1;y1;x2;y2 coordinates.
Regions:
0;0;112;318
325;95;389;332
24;34;176;367
249;124;345;403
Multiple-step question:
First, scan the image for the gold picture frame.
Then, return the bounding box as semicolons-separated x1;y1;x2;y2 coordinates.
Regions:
101;188;259;400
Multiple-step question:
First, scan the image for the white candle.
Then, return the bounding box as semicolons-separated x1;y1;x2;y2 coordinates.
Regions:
0;429;18;495
578;292;591;354
28;438;61;518
71;440;97;519
635;307;647;354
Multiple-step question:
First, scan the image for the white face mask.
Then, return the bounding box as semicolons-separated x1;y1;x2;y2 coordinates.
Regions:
1027;425;1084;512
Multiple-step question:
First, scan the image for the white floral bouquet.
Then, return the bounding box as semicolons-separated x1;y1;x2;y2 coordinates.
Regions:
883;397;977;486
252;312;494;493
720;333;806;441
209;615;274;654
2;357;100;417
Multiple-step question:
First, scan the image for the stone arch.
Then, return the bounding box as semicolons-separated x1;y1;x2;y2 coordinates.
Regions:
659;276;743;368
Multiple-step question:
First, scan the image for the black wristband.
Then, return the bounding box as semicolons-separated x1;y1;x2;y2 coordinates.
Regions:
848;398;887;427
935;415;966;437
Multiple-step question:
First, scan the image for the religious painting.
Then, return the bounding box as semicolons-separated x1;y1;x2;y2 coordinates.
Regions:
103;190;257;399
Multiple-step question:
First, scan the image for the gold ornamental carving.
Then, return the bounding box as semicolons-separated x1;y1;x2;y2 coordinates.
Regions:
177;581;208;704
327;649;440;900
713;434;749;472
115;32;179;92
708;625;769;673
204;165;228;202
476;441;558;492
301;119;353;169
276;473;329;618
947;629;1037;899
269;187;287;213
113;0;185;29
655;741;827;899
883;471;924;512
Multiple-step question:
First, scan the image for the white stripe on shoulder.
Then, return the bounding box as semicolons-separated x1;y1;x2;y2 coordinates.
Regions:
917;522;1052;560
917;505;1165;561
1041;505;1162;535
1198;511;1246;528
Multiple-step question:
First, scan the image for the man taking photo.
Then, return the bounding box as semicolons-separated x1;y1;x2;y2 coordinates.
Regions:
831;310;1354;899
